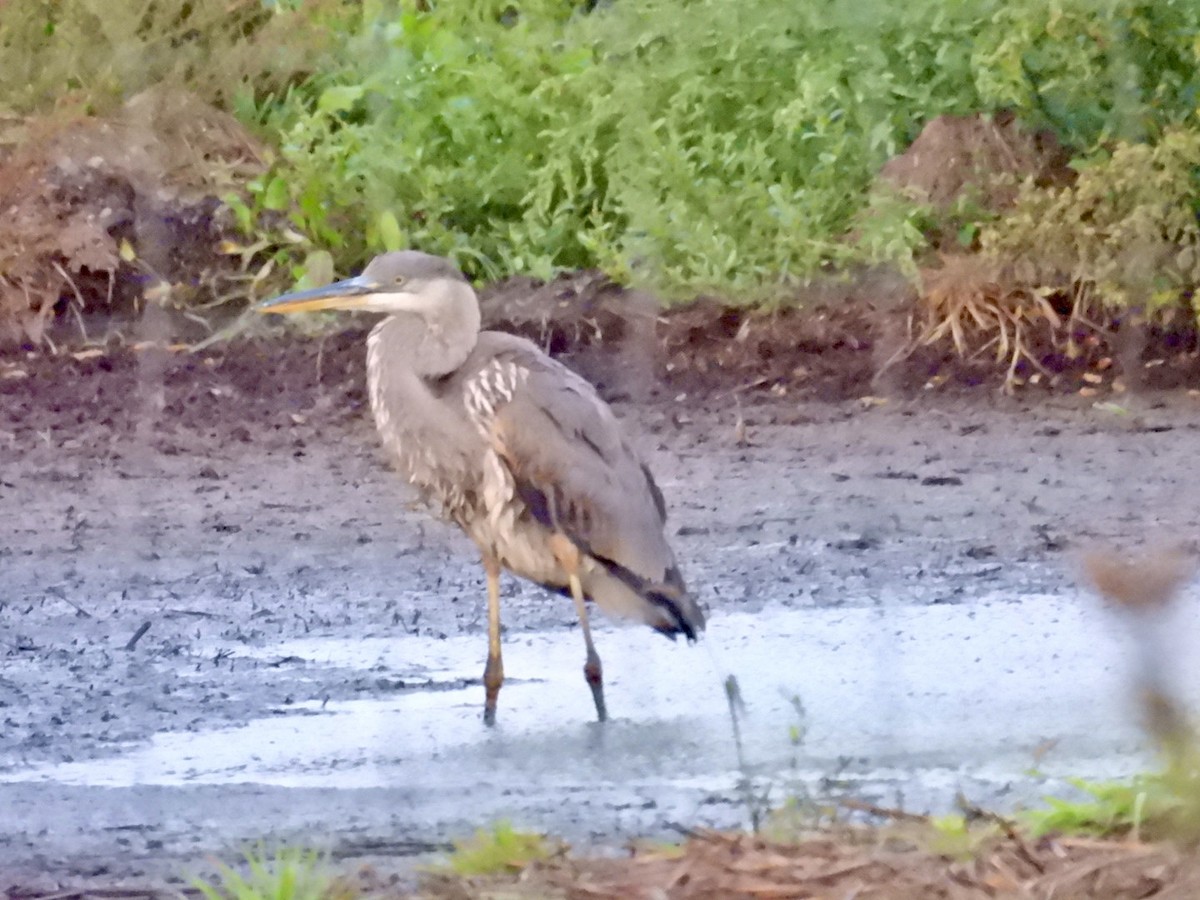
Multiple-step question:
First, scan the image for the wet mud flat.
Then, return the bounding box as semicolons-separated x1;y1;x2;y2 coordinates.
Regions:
3;341;1200;886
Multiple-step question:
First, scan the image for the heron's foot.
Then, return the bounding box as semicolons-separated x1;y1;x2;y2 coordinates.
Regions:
584;656;607;723
483;654;504;727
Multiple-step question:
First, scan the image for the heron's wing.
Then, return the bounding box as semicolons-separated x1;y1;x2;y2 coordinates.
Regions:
463;341;674;584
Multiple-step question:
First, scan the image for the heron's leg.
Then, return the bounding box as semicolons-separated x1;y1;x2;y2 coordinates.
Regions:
550;535;607;722
482;552;504;727
570;572;607;723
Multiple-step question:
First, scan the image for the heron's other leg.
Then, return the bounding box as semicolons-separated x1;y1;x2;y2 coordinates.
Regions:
482;552;504;726
550;535;607;722
572;577;607;722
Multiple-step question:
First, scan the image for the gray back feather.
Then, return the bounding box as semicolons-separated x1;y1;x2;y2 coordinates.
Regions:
459;333;678;585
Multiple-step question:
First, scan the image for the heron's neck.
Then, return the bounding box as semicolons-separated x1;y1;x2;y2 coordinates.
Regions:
364;283;482;494
369;280;481;380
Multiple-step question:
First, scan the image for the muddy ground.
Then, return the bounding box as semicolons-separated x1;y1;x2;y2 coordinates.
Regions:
3;320;1200;890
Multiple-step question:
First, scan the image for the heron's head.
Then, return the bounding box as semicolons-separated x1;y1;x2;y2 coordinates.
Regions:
257;251;470;317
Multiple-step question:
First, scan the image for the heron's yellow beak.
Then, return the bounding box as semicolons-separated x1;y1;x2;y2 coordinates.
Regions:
256;275;378;315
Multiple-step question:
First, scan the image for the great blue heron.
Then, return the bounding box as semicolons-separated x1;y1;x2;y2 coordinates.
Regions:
258;251;705;724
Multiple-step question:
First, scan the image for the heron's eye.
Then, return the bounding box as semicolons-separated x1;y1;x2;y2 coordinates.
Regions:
393;276;406;286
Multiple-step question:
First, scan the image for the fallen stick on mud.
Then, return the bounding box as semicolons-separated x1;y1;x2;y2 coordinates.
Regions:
123;621;152;651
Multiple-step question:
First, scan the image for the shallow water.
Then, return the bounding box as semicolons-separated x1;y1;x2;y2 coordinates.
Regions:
9;593;1195;800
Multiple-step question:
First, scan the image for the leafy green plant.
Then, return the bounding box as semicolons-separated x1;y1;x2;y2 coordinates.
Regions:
9;0;1199;314
0;0;351;118
982;125;1200;321
439;820;560;876
193;845;332;900
1027;778;1155;839
239;0;1200;305
248;0;966;297
925;813;1002;861
1023;770;1200;842
971;0;1200;146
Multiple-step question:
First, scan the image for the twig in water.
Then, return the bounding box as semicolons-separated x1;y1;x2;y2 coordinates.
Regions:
838;797;928;824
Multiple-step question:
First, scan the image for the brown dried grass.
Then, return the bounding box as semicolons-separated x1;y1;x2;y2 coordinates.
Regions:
8;827;1199;899
882;253;1075;392
0;119;115;344
878;112;1073;217
0;91;267;345
407;827;1200;900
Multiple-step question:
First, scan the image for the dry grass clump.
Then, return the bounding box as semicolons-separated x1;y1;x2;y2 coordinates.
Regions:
916;254;1063;386
878;120;1200;390
877;253;1067;391
0;131;118;344
1083;549;1194;617
1080;547;1200;843
0;0;343;345
0;89;268;344
878;112;1072;221
981;129;1200;323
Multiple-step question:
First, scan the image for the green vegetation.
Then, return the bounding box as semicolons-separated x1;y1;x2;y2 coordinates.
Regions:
0;0;349;118
436;819;560;876
1024;776;1161;841
193;845;331;900
223;0;1200;302
1022;767;1200;842
982;126;1200;321
923;813;999;860
182;777;1200;900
